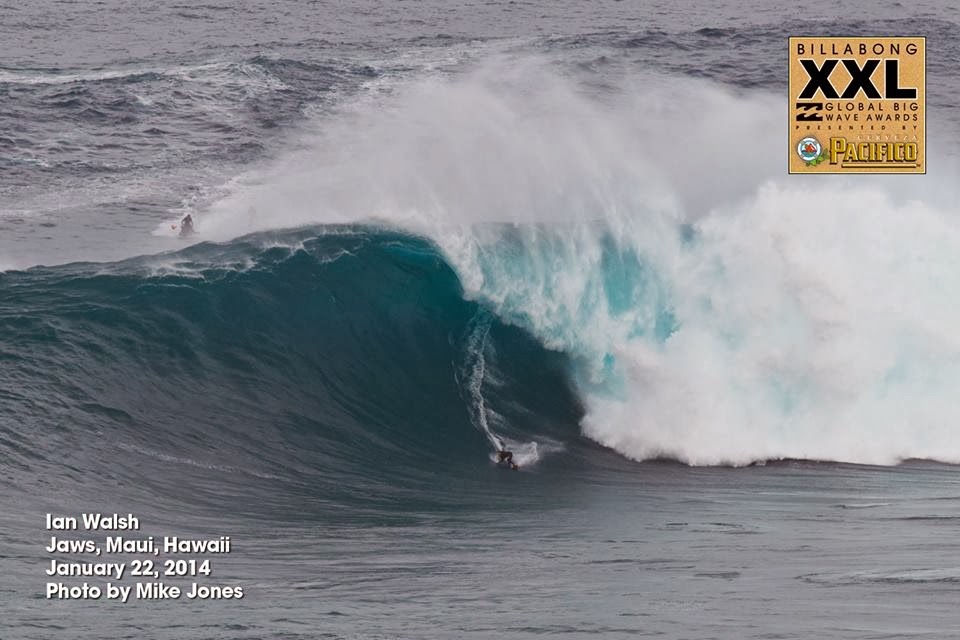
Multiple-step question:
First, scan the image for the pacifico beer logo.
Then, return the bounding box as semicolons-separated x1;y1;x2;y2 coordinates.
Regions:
789;37;925;174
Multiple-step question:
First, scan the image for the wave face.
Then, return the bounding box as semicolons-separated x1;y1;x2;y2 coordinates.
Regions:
0;228;586;512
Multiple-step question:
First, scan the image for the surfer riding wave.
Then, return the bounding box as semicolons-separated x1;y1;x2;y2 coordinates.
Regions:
496;448;519;470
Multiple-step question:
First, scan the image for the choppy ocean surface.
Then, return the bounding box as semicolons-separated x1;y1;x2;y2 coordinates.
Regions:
3;1;960;638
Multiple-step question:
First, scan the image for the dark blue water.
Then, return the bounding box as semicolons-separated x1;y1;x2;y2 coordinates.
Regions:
4;2;960;638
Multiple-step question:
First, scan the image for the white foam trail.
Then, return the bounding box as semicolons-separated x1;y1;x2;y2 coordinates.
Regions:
459;310;501;449
200;55;960;466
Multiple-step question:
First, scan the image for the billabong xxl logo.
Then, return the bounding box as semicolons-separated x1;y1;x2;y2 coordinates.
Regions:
789;37;925;174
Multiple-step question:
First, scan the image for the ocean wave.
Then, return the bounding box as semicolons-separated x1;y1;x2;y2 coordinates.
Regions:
185;56;960;466
0;228;584;508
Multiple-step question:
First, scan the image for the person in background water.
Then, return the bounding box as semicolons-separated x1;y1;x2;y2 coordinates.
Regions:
179;214;195;238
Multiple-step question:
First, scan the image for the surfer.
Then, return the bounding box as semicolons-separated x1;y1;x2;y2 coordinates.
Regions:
178;214;194;238
496;449;518;470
